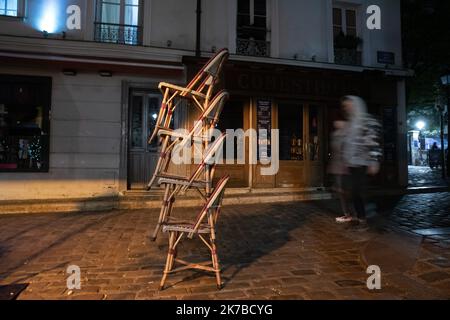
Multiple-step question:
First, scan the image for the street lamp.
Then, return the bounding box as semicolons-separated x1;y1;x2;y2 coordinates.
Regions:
436;103;446;179
440;72;450;177
416;121;426;131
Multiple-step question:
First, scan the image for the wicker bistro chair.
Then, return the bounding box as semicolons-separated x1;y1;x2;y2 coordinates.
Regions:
148;49;229;145
147;90;229;191
159;175;230;291
151;133;228;241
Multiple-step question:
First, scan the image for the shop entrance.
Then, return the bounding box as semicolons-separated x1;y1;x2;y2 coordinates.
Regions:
128;90;162;189
275;102;325;188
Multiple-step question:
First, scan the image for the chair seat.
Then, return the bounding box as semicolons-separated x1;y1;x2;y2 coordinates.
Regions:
157;128;210;143
157;173;207;188
162;221;211;234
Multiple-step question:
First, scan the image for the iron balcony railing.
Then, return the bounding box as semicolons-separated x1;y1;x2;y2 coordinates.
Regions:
94;22;142;46
236;38;271;57
334;48;362;66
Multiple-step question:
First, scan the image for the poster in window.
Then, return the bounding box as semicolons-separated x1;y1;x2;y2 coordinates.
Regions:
257;99;272;160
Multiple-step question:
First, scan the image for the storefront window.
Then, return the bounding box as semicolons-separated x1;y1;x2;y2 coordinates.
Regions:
0;75;51;172
278;103;303;161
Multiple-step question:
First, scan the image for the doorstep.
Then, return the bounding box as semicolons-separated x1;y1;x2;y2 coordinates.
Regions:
119;187;334;210
0;188;333;215
0;196;119;215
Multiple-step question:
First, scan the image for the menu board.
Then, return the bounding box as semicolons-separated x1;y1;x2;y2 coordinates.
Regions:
257;100;272;160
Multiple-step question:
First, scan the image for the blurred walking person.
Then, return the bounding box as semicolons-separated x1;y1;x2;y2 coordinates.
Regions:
340;96;382;229
328;120;352;223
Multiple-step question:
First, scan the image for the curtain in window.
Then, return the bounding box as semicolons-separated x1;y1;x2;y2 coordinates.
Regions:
96;0;141;45
99;0;139;26
125;0;139;26
0;0;18;16
101;0;120;24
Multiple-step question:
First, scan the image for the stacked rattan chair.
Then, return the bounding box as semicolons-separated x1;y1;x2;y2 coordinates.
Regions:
147;49;230;290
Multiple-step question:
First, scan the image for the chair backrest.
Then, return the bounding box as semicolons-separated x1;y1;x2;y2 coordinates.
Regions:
177;91;229;150
203;90;229;126
187;133;227;187
185;49;229;95
191;175;230;234
149;50;229;145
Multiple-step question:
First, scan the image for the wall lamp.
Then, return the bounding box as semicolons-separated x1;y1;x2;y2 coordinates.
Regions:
62;69;77;76
99;70;113;77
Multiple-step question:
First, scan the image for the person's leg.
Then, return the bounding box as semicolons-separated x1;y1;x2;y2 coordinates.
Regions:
336;175;350;215
350;167;367;221
335;175;353;223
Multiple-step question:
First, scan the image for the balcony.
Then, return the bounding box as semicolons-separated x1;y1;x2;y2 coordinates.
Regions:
334;48;362;66
333;33;363;66
236;38;270;57
94;22;142;46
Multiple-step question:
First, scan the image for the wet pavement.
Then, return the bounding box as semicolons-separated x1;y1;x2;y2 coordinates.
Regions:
408;166;448;187
0;192;449;300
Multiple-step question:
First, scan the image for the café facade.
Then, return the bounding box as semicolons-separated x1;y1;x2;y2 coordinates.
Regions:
184;56;407;191
0;0;409;212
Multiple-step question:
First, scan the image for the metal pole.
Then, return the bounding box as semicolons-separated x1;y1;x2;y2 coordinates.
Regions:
195;0;202;57
447;86;450;178
440;109;446;179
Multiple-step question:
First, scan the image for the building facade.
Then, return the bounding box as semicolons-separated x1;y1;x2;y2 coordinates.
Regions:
0;0;409;204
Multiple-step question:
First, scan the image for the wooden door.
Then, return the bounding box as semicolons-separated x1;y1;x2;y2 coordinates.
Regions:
128;91;161;189
276;102;307;188
275;103;325;188
305;104;325;188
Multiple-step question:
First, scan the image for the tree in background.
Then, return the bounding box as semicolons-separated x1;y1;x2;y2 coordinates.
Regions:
402;0;450;135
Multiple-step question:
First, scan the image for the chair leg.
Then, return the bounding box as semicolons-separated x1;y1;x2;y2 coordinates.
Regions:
147;137;170;190
211;240;222;290
169;232;178;270
147;174;158;191
152;185;171;241
160;231;176;291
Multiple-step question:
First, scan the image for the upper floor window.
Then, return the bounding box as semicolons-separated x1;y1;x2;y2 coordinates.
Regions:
236;0;270;57
333;7;357;37
333;6;362;66
94;0;143;45
0;0;23;17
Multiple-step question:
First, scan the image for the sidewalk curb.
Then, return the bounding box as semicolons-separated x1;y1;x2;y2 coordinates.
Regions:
0;186;448;215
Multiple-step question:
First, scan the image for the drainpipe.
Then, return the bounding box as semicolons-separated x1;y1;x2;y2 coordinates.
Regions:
195;0;202;57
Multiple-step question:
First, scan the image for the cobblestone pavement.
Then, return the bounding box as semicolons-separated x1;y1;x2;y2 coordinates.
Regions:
0;193;449;300
408;165;448;187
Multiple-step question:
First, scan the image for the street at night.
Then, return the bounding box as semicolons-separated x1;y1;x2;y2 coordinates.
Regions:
1;0;450;314
1;193;449;300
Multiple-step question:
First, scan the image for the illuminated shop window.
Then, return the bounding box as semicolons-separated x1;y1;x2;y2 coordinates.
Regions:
0;75;51;173
95;0;143;45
